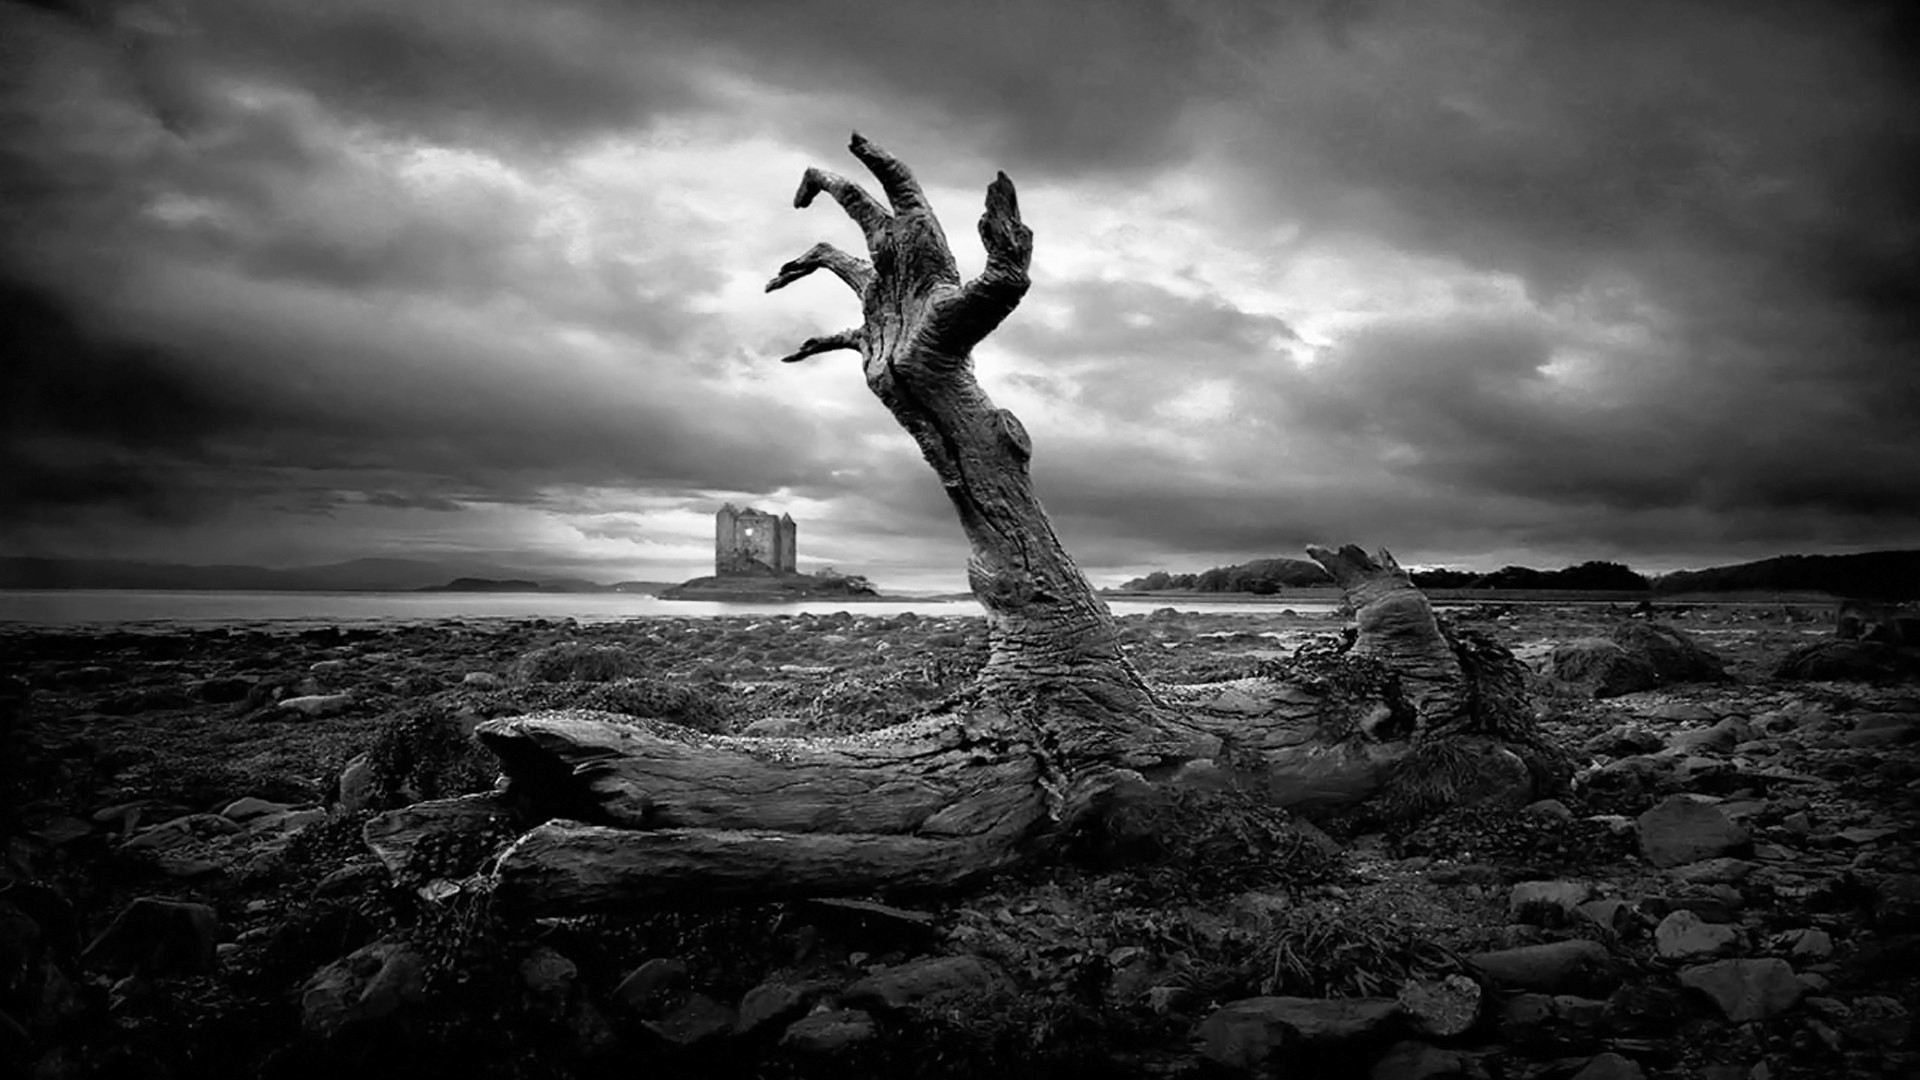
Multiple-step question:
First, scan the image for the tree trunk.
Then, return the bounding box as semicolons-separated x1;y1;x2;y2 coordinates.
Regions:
373;135;1560;914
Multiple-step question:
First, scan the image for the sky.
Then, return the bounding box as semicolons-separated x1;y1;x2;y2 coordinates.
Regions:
3;0;1916;591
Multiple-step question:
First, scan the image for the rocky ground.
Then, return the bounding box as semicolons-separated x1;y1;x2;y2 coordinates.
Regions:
0;601;1915;1078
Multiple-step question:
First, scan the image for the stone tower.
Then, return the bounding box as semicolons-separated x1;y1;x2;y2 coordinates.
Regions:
715;504;797;576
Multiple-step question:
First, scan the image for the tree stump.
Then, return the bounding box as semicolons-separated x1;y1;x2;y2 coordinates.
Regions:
369;135;1565;914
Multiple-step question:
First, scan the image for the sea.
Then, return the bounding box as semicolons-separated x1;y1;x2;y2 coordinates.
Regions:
0;590;1344;630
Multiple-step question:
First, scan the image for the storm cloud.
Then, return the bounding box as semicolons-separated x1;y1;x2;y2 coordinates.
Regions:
2;0;1914;585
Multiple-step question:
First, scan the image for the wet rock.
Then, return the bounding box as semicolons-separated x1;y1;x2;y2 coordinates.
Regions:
1396;974;1481;1038
1678;958;1803;1022
1369;1040;1472;1080
1196;996;1401;1070
1509;881;1593;928
780;1008;876;1053
1637;795;1749;868
1654;909;1740;960
644;993;736;1047
300;940;429;1038
843;954;1009;1013
613;957;689;1016
80;897;219;978
1467;940;1617;995
1571;1051;1646;1080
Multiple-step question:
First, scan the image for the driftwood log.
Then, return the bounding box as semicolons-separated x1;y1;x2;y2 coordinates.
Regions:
369;136;1564;915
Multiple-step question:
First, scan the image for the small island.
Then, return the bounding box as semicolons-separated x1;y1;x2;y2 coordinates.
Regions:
659;504;883;601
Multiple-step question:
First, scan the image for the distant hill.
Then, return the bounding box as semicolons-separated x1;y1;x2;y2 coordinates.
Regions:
1654;550;1920;600
0;557;623;593
418;577;552;593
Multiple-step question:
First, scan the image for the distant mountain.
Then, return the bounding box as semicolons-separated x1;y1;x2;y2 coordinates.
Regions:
0;556;620;593
419;577;552;593
1654;550;1920;600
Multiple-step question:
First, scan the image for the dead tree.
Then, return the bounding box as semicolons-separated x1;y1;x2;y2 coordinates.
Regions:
372;136;1562;914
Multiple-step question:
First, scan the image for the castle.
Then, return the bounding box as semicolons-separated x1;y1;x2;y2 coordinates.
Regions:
714;504;797;576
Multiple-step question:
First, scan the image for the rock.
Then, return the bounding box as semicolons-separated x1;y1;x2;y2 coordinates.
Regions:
1396;974;1481;1038
79;897;220;978
644;993;736;1047
736;977;832;1035
519;945;577;1018
1467;940;1617;995
1845;995;1910;1046
315;862;385;897
1370;1040;1472;1080
1653;910;1739;961
843;954;1009;1013
1578;899;1638;936
780;1008;876;1053
1678;958;1803;1022
1873;873;1920;931
1147;984;1191;1015
1196;996;1402;1070
300;941;429;1038
219;797;293;822
1509;881;1593;928
1636;795;1749;868
1571;1051;1646;1080
276;693;353;718
613;957;689;1016
1647;701;1719;724
1551;639;1657;698
462;672;505;689
1786;928;1833;961
1498;993;1609;1049
337;753;376;813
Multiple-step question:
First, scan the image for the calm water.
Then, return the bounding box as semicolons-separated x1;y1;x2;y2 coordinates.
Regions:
0;590;1343;630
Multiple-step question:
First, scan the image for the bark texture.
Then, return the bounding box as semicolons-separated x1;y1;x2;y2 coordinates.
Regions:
371;136;1560;913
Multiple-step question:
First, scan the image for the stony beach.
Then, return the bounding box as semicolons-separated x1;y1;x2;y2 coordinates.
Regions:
1;601;1915;1078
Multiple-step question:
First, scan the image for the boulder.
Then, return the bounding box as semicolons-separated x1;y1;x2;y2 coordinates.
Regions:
337;754;377;813
1549;640;1657;698
1775;640;1920;682
1611;623;1728;684
276;693;353;718
736;977;833;1035
80;898;219;978
1636;796;1748;868
1196;996;1402;1071
519;945;578;1019
300;941;429;1038
1677;958;1802;1022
